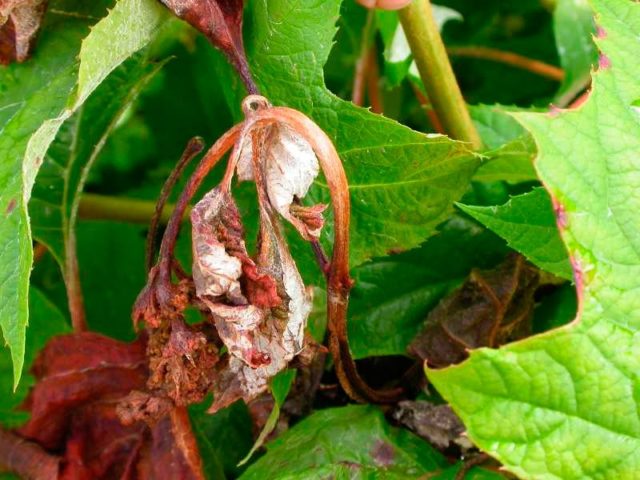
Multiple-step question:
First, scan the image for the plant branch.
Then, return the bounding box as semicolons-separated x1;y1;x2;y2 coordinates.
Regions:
398;0;482;149
0;429;60;480
352;9;375;107
447;46;564;82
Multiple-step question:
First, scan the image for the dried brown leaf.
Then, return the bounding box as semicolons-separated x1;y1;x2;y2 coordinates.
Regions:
0;0;46;64
409;254;539;368
158;0;256;93
12;333;205;480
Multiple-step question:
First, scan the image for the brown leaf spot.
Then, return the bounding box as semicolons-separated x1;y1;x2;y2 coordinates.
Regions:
370;440;395;467
5;198;16;215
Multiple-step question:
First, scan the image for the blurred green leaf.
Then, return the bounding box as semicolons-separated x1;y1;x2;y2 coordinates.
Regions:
239;369;297;465
458;188;572;279
189;400;255;479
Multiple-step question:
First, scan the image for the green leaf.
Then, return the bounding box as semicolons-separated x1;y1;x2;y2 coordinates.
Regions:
0;287;71;427
348;216;507;359
239;405;447;479
458;188;572;279
0;0;167;386
238;369;296;465
30;57;164;278
189;400;254;478
236;0;479;268
553;0;598;105
428;1;640;478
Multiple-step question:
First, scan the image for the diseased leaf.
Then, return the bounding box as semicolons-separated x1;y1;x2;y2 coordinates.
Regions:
158;0;255;92
392;401;469;451
348;216;508;360
459;188;572;279
216;0;479;269
0;0;47;64
410;254;539;368
239;405;447;479
0;0;166;386
15;332;205;479
428;1;640;477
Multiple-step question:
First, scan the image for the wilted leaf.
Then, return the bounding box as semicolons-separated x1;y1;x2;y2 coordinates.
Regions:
410;254;539;368
459;188;572;279
214;0;479;271
428;1;640;477
0;0;47;64
14;332;205;480
158;0;255;92
392;401;468;451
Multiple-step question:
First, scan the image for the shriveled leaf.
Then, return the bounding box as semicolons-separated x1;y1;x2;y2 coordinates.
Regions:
0;0;166;387
459;188;572;279
237;124;326;241
158;0;254;91
215;0;479;270
0;0;46;64
410;255;539;368
392;401;468;451
16;332;205;479
191;187;311;412
428;1;640;477
348;216;507;360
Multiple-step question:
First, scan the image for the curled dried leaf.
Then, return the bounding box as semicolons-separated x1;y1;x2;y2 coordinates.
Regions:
0;0;47;64
236;123;327;241
158;0;257;93
409;254;540;368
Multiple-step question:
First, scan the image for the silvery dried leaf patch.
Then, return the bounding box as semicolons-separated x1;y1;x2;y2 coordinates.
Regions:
191;184;312;412
236;123;327;240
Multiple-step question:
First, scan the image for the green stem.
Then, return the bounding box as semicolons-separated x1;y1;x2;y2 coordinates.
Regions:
399;0;482;149
78;193;184;225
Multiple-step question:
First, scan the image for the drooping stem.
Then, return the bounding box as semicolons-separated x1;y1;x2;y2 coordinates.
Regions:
0;429;60;479
145;137;205;273
398;0;482;149
447;46;564;82
155;125;242;286
251;106;403;403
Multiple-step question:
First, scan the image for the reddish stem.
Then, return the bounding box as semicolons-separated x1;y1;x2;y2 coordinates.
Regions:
146;137;205;273
249;105;403;403
155;125;242;288
0;429;60;480
66;233;87;332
